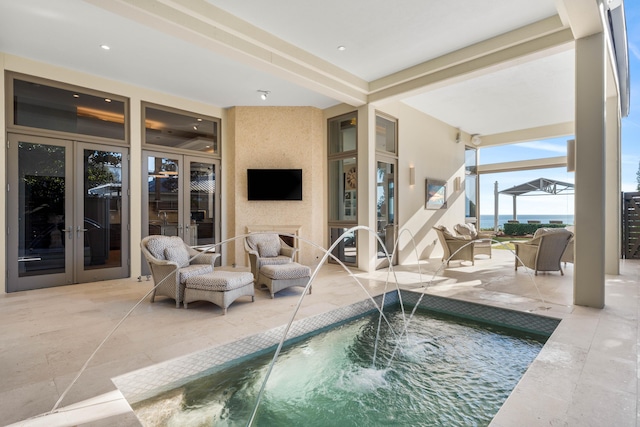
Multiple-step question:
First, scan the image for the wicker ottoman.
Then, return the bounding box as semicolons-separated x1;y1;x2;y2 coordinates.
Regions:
258;263;312;299
184;271;255;314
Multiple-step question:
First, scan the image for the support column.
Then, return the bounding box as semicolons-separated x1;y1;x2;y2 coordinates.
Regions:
357;104;375;272
574;32;606;308
605;96;621;275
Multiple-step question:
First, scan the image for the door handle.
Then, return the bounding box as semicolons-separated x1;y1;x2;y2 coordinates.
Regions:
77;226;88;238
63;226;73;239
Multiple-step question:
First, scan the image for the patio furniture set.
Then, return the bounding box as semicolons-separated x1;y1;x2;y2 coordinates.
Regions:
141;233;311;314
433;223;574;276
433;223;494;266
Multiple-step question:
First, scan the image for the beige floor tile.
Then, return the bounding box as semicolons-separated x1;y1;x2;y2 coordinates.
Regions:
2;250;639;426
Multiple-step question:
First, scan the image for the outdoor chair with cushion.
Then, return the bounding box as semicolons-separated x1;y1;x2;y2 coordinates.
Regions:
454;223;494;258
561;225;574;265
433;226;476;266
141;235;220;307
244;233;296;279
514;228;573;275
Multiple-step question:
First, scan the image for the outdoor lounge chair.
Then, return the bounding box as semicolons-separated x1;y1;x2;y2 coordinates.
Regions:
561;225;574;265
433;226;476;266
454;223;494;258
514;228;573;275
141;235;220;307
244;233;296;279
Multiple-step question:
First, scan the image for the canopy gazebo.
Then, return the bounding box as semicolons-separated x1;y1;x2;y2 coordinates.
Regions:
493;178;574;231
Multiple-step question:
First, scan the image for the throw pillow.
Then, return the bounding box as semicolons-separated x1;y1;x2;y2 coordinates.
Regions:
258;241;280;258
165;245;190;267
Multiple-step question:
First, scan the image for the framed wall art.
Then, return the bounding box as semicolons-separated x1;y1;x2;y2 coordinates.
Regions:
425;178;447;209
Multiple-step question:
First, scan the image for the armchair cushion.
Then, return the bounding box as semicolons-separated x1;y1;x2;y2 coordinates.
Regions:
246;233;281;252
147;236;171;260
454;223;477;239
165;245;190;267
436;225;470;241
258;241;281;258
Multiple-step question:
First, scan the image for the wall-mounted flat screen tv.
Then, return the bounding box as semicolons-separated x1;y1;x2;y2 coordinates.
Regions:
247;169;303;201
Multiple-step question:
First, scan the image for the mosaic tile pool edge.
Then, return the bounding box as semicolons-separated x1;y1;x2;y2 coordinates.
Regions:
113;290;559;405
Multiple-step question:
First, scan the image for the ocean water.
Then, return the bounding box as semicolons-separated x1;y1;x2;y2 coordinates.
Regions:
479;214;574;230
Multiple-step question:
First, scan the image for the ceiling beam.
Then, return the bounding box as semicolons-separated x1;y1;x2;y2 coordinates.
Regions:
478;122;574;147
478;156;568;174
370;15;567;94
368;28;575;104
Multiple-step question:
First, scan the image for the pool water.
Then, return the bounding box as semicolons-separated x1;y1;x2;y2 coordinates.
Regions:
133;309;546;426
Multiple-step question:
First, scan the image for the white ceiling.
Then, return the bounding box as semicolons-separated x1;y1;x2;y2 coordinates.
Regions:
0;0;578;139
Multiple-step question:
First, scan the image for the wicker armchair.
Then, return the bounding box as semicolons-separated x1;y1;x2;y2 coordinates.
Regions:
561;226;574;265
244;233;296;279
433;226;476;266
141;235;220;307
454;223;494;258
514;228;573;275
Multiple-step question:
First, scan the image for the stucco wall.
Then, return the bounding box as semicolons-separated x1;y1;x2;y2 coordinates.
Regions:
227;106;325;268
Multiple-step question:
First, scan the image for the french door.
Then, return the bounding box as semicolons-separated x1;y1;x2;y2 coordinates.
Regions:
142;151;220;272
7;134;130;291
376;158;397;269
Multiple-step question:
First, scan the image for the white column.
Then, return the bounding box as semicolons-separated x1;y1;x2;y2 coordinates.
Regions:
605;96;621;275
574;32;606;308
357;104;376;272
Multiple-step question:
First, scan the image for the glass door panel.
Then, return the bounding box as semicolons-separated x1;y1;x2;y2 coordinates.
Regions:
187;158;218;248
77;144;129;282
8;137;73;291
328;156;358;266
145;154;182;239
376;160;397;268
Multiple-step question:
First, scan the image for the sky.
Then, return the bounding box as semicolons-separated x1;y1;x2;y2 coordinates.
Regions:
478;2;640;217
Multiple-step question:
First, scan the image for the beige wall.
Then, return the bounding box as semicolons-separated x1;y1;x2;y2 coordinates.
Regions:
227;106;325;268
376;101;466;264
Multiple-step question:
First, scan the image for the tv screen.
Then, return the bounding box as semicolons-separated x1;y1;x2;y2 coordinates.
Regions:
247;169;303;201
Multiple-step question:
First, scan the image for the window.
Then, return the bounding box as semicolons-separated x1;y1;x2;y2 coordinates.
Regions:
12;76;126;141
328;114;357;154
465;146;478;219
143;104;220;155
375;114;397;153
328;112;358;266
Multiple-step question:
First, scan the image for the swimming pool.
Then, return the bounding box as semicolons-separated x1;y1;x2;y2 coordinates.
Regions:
114;291;559;426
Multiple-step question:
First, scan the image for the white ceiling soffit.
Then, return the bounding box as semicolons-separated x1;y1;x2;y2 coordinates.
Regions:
0;0;583;137
403;48;576;137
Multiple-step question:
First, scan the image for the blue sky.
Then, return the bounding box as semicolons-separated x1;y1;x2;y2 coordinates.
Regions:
478;2;639;216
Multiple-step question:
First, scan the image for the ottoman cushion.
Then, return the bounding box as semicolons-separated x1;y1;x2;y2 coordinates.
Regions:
260;263;311;280
179;264;213;284
186;271;254;292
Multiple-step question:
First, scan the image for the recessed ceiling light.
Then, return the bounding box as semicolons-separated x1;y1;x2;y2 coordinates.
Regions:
337;45;346;51
104;98;112;103
72;94;79;98
196;118;203;122
100;44;110;50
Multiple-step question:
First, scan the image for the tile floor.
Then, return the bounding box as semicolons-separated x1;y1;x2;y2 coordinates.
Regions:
1;248;638;426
